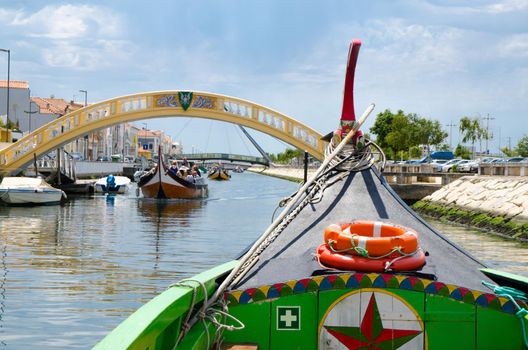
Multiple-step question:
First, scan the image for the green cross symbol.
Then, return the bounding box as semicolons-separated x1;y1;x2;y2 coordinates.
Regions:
277;306;301;330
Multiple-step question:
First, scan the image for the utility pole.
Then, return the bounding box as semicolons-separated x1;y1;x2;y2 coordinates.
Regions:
446;121;457;150
483;114;494;155
24;93;38;133
79;90;91;159
1;48;11;142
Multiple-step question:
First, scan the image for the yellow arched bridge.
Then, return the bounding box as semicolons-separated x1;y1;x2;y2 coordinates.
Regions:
0;91;325;176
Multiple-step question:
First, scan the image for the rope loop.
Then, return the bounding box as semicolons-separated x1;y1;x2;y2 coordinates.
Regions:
482;280;528;348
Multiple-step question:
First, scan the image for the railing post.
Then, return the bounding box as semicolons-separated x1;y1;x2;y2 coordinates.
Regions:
303;151;308;183
56;148;61;185
33;153;38;177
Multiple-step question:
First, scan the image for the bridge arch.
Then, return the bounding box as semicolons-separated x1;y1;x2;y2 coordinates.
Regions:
0;91;325;175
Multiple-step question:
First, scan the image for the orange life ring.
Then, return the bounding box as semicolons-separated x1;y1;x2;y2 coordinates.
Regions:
324;221;418;257
316;243;426;272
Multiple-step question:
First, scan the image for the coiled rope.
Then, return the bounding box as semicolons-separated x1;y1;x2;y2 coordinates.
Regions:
482;280;528;348
169;279;245;350
177;103;376;345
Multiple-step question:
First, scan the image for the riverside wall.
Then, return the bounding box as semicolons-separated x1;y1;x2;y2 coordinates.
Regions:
413;176;528;241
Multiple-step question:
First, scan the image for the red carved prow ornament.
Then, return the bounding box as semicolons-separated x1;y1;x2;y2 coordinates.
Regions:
335;39;363;144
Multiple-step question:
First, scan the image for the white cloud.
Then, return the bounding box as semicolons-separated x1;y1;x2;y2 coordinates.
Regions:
420;0;528;16
484;0;528;13
501;33;528;58
1;4;129;70
8;4;122;39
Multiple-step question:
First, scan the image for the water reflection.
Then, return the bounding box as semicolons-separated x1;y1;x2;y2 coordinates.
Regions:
0;173;525;349
136;199;206;270
428;219;528;277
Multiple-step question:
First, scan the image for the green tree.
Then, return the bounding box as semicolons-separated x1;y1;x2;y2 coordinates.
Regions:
459;116;482;158
370;109;400;150
437;144;451;151
516;135;528;157
273;148;303;164
500;147;517;157
384;113;414;156
411;116;447;155
409;146;422;158
370;109;446;159
454;144;471;159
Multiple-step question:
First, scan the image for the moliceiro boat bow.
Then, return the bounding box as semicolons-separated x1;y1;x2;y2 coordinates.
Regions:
138;147;208;199
94;40;528;349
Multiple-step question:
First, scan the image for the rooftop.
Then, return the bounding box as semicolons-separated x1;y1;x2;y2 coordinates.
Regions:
0;80;29;89
32;97;84;115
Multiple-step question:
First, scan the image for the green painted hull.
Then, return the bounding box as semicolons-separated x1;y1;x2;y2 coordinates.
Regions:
93;261;237;350
94;264;528;349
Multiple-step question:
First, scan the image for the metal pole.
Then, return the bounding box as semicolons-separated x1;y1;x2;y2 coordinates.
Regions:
0;49;10;142
79;90;89;159
483;114;494;155
6;49;9;142
33;153;38;177
24;91;38;133
446;122;456;150
303;151;308;183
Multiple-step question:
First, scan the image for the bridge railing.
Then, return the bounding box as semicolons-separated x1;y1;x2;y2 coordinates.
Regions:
178;153;268;165
0;91;324;175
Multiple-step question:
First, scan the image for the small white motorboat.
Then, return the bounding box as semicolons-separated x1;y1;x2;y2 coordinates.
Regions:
0;177;66;205
94;175;131;194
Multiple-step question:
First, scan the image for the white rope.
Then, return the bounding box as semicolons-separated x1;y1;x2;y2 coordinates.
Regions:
178;103;376;345
192;104;374;322
169;279;208;350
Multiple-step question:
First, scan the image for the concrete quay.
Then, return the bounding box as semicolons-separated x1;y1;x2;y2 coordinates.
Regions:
248;165;448;201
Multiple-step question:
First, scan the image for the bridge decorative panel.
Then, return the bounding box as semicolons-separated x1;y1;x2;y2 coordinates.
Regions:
0;91;325;175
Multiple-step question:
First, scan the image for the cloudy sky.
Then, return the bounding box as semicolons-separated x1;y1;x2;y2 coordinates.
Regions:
0;0;527;155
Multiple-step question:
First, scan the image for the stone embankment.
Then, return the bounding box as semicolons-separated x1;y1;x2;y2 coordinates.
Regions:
413;176;528;241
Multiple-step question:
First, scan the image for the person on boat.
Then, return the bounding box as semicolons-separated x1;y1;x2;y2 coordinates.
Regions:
106;174;116;191
191;164;201;177
186;171;195;183
182;157;189;168
179;166;189;178
168;160;179;175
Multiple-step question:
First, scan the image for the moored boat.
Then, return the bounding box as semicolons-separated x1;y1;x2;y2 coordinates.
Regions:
138;149;208;199
94;175;131;194
94;40;528;350
0;176;66;205
208;167;230;180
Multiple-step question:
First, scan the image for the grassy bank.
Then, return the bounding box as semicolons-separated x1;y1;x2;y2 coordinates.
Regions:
412;200;528;242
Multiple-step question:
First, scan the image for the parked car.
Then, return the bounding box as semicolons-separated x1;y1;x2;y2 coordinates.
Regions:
505;157;525;163
97;156;111;162
441;159;464;172
458;160;479;173
70;152;83;161
430;151;454;160
429;159;448;172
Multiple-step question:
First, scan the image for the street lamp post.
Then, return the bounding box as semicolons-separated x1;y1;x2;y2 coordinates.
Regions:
1;48;10;142
24;97;38;133
79;90;87;107
79;90;90;159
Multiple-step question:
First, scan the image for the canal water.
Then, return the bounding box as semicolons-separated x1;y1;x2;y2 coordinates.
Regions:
0;172;526;349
